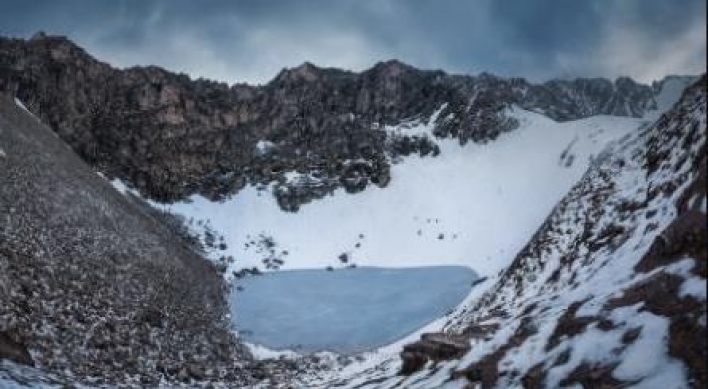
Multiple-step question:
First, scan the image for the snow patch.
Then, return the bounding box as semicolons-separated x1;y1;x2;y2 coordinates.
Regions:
612;308;686;385
244;342;301;360
109;179;135;196
255;140;275;155
13;97;31;114
12;97;46;127
680;277;707;300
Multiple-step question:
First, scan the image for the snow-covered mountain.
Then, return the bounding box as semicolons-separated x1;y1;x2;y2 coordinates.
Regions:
304;76;706;389
0;33;704;389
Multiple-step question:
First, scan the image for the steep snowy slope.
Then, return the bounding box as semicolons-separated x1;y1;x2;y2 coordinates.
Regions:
310;76;706;389
147;109;643;277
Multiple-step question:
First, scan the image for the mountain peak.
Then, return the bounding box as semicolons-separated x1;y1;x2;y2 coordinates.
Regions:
274;61;323;83
370;59;416;78
30;30;48;41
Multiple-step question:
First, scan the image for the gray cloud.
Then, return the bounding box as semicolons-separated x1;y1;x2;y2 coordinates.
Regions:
0;0;704;84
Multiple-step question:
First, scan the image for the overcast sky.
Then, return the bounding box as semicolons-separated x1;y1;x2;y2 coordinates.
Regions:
1;0;705;84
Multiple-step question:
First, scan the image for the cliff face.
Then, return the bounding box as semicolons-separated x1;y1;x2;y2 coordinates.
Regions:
0;34;666;210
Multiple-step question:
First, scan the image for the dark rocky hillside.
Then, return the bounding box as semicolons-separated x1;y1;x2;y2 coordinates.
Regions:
0;33;671;210
0;94;297;387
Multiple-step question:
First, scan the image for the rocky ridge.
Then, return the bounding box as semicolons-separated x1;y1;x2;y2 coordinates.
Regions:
0;33;684;211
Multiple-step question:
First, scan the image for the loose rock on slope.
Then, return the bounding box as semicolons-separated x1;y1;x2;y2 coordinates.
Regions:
0;94;296;387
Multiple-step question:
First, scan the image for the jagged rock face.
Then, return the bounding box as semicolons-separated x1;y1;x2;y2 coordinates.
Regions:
0;35;663;209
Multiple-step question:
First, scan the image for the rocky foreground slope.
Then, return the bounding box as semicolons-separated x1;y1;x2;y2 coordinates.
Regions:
317;76;706;389
0;33;686;211
0;95;303;387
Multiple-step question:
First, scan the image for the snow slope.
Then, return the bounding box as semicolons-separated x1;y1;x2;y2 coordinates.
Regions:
149;107;643;278
305;77;706;389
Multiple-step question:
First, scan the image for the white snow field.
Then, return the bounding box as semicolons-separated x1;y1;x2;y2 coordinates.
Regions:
150;107;644;278
229;266;477;354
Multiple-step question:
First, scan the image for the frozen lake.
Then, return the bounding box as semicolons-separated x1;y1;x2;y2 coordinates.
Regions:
228;266;477;354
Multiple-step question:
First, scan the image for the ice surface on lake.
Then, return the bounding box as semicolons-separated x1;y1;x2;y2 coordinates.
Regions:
229;266;477;354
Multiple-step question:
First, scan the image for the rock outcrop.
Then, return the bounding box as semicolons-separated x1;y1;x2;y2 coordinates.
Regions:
399;332;471;375
0;331;34;367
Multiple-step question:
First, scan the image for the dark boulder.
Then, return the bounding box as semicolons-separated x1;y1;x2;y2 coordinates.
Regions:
399;332;470;375
0;330;34;366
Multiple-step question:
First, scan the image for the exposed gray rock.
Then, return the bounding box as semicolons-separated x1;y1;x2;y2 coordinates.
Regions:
399;332;471;375
0;94;295;387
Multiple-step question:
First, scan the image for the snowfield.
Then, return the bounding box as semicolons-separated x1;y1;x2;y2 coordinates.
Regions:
299;78;706;389
144;107;644;278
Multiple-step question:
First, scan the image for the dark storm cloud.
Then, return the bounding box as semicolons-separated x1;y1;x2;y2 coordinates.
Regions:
0;0;704;84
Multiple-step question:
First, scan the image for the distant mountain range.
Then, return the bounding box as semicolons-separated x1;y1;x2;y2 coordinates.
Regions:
0;34;695;210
